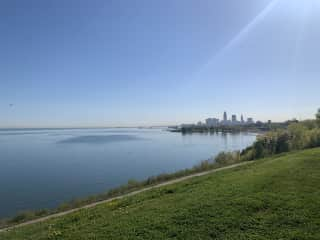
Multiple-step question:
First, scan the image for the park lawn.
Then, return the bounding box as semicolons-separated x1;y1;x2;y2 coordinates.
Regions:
1;148;320;240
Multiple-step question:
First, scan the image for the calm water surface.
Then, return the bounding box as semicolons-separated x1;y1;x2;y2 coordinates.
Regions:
0;128;256;217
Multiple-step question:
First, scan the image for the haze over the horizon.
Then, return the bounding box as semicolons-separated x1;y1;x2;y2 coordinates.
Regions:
1;0;320;128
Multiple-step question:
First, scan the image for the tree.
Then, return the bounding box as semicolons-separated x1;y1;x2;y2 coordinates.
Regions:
316;108;320;127
253;140;265;159
276;132;290;153
288;123;308;150
308;128;320;148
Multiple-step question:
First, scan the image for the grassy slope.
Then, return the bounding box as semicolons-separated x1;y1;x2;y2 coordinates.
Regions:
1;148;320;240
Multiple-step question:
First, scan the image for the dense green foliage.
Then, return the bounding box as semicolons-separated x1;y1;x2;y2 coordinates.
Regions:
214;151;240;165
241;119;320;161
317;108;320;127
2;148;320;239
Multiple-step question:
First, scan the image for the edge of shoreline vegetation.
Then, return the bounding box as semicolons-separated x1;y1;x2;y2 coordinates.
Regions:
1;109;319;230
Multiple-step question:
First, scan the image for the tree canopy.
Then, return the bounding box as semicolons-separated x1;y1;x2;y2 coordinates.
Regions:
316;108;320;126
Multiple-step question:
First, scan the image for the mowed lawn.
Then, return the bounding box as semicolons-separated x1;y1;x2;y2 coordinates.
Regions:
2;148;320;240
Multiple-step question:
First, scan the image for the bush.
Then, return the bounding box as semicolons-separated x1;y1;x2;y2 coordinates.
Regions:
316;108;320;127
242;130;291;160
288;123;309;150
240;146;255;161
215;151;240;165
308;128;320;148
275;131;290;153
240;114;320;161
301;120;318;130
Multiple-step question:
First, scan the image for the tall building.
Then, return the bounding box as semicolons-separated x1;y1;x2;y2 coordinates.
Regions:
247;118;254;124
232;114;237;122
206;118;219;127
223;112;227;122
241;114;244;123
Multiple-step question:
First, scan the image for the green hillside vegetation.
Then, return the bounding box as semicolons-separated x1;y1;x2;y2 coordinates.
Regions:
241;119;320;161
239;109;320;161
1;148;320;239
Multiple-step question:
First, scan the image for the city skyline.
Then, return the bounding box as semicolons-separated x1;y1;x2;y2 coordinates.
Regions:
184;111;258;128
1;0;320;127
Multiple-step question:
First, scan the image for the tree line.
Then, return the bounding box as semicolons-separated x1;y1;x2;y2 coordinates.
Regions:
240;109;320;161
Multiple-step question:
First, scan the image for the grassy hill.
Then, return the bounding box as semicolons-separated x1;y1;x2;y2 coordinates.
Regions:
1;148;320;240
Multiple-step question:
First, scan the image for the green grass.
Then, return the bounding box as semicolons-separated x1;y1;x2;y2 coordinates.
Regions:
1;148;320;240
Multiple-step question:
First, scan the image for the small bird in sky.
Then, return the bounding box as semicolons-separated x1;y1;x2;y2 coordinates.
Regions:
9;104;14;107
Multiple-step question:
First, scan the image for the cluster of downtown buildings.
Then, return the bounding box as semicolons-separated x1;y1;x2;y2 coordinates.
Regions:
182;112;256;128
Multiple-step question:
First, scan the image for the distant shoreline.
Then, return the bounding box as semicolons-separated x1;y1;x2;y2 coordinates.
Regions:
168;121;295;134
0;126;167;131
169;127;267;134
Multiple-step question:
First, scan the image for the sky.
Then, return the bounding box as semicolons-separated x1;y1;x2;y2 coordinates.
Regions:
1;0;320;127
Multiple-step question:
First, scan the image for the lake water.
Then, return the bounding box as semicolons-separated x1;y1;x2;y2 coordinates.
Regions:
0;128;256;217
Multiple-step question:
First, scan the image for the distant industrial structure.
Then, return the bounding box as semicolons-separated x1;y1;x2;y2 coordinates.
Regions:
182;111;257;128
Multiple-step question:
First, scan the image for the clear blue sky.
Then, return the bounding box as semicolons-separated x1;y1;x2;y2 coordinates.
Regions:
1;0;320;127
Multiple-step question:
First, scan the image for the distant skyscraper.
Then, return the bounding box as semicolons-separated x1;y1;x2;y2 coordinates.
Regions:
223;111;227;122
206;118;219;127
247;118;254;124
241;114;244;123
232;114;237;122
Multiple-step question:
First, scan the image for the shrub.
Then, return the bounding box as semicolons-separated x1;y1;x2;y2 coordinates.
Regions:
288;123;309;150
316;108;320;127
301;120;318;130
275;131;290;153
240;147;255;161
308;128;320;148
215;151;240;165
253;140;265;159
